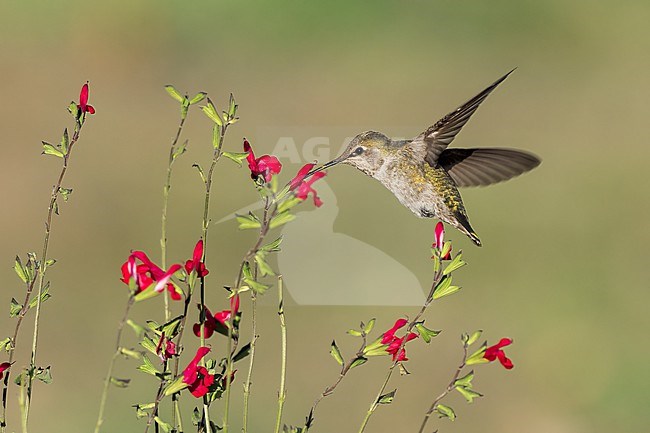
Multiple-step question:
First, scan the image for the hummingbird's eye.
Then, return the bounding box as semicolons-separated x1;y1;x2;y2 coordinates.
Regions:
352;146;364;156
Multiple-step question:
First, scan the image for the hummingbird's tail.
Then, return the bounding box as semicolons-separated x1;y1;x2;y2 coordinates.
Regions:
454;212;482;247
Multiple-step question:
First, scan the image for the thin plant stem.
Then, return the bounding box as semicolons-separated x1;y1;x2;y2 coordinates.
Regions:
418;344;468;433
357;263;445;433
161;113;188;322
273;276;287;433
94;296;135;433
20;118;85;431
240;293;257;433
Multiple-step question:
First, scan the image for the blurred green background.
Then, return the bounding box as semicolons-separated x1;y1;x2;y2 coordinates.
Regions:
1;1;649;432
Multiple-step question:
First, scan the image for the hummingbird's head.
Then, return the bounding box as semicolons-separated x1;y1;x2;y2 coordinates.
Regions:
315;131;390;176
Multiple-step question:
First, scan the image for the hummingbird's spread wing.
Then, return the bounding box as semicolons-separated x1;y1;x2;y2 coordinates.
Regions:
411;70;514;167
439;148;541;187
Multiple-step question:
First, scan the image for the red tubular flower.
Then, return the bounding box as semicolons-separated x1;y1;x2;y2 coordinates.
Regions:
193;295;240;339
185;240;209;277
155;333;177;361
182;347;215;398
289;163;327;207
434;222;451;260
244;139;282;182
484;338;514;370
120;251;182;300
0;362;11;380
380;318;418;361
77;82;95;115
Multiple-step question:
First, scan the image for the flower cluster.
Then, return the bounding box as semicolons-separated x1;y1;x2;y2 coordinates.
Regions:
244;139;282;183
185;240;209;277
290;163;326;207
381;318;418;362
120;251;182;300
182;347;215;398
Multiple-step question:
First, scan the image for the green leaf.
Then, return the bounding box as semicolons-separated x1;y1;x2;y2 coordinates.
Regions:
126;319;146;338
350;356;367;369
140;337;158;356
164;375;188;396
415;323;441;343
60;128;69;154
42;142;64;158
435;403;456;420
189;92;207;105
201;98;223;125
236;213;262;230
14;256;28;283
192;163;206;184
456;386;483;403
466;330;482;346
212;124;222;149
443;252;466;275
133;403;155;419
68;102;79;118
330;340;344;366
346;329;362;337
58;187;72;202
364;318;376;334
133;283;161;302
228;93;237;117
164;85;184;103
254;253;275;277
277;196;302;214
27;286;51;309
432;275;461;300
0;337;12;352
233;343;252;363
161;316;182;338
261;236;283;253
222;151;249;166
137;355;160;376
154;416;172;433
35;366;53;384
120;347;142;360
269;211;296;229
377;389;396;405
110;377;131;388
9;298;22;317
243;277;270;295
172;139;187;160
465;342;489;366
454;371;474;388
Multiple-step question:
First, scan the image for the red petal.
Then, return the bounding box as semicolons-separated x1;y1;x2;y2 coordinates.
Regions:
434;222;444;250
290;163;314;189
230;294;240;315
79;83;89;106
86;105;95;114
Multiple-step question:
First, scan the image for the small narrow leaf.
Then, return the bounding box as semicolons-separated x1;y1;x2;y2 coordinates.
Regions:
222;151;249;166
261;236;283;252
456;386;483;403
415;323;441;343
350;356;367;369
9;298;22;317
330;340;344;366
454;371;474;388
466;330;482;346
443;253;466;275
154;416;172;433
172;139;188;160
189;92;207;105
364;318;376;334
42;142;64;158
164;85;184;103
192;163;207;184
14;256;28;283
236;214;262;230
254;253;275;277
433;284;461;300
110;377;131;388
34;366;53;384
119;347;142;360
0;337;12;352
269;211;296;229
465;342;489;365
377;389;397;405
435;404;456;420
60;128;69;154
137;356;160;376
126;319;146;338
163;375;188;396
346;329;362;337
201;98;223;125
233;343;252;362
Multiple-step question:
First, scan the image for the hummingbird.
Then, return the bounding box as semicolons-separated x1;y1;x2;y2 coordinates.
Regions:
312;70;541;246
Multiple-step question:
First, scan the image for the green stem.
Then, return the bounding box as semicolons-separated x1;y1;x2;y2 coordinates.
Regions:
94;296;134;433
241;294;257;433
161;113;187;323
273;276;287;433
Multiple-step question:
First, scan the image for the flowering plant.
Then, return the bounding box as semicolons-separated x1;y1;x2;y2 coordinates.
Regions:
1;83;515;433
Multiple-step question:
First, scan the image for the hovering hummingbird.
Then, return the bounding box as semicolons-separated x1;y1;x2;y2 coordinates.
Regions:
312;70;541;246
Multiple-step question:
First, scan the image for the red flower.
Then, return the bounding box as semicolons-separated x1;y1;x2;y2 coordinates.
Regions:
120;251;182;300
381;318;418;362
289;163;327;207
185;240;209;277
484;338;514;370
155;333;177;361
0;362;12;380
77;82;95;115
434;222;451;260
193;294;240;338
182;347;215;398
244;139;282;182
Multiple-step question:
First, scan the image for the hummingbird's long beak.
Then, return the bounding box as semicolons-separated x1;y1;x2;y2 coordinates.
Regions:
307;154;347;177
